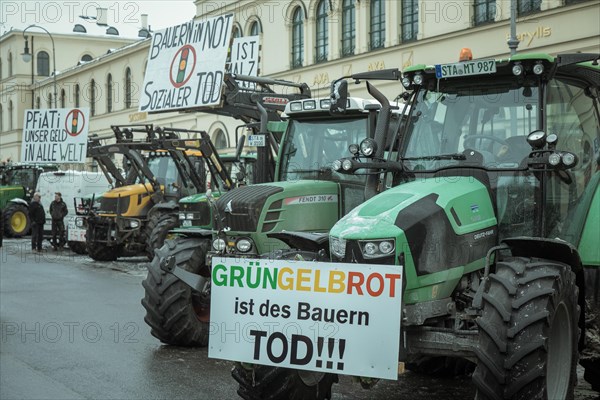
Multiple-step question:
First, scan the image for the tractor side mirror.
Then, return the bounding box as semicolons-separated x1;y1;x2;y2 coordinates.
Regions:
330;79;348;114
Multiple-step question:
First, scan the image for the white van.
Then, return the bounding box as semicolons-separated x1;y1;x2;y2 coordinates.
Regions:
36;170;111;252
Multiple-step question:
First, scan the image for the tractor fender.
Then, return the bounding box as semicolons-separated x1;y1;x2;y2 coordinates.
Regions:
267;231;329;254
9;198;29;207
148;201;178;219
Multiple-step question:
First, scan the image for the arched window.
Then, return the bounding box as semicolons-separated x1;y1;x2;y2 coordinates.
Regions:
341;0;355;57
125;68;132;108
106;73;113;113
8;101;13;130
291;7;304;68
250;20;261;36
232;25;241;38
8;52;13;76
90;79;96;116
213;129;228;149
370;0;385;50
37;51;50;76
315;0;328;63
74;84;80;108
81;54;93;62
61;89;66;108
36;96;40;109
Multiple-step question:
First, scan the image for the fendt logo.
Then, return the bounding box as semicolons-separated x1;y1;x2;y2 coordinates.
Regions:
64;109;86;137
169;44;197;88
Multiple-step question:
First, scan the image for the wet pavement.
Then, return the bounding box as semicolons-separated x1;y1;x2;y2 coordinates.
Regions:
1;238;598;400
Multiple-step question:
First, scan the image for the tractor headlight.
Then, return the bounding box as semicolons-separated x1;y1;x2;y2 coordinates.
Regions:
236;238;253;253
212;238;226;251
330;236;346;258
332;159;342;171
360;138;377;157
186;213;194;220
562;152;577;167
359;239;396;259
413;73;423;85
342;159;353;171
130;220;140;229
549;152;562;166
512;63;523;76
75;217;85;228
179;212;186;220
402;76;411;88
348;143;360;155
533;62;544;75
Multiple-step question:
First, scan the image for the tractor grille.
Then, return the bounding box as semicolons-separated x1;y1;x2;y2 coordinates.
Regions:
216;185;283;232
99;197;130;214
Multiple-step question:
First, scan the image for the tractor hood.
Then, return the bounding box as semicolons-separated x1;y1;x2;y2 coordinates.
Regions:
331;177;497;240
103;183;159;198
216;180;340;233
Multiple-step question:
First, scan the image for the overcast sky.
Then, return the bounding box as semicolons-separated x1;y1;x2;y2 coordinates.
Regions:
0;1;197;36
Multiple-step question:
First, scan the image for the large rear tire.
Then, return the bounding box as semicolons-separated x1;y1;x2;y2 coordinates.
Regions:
146;213;178;259
141;237;210;346
406;356;475;377
232;364;337;400
3;203;30;237
473;257;579;400
68;241;87;255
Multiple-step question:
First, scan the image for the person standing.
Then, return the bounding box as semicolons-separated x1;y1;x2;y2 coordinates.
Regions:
29;192;45;252
50;192;68;250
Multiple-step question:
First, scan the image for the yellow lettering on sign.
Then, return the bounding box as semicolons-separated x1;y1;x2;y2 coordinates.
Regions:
128;112;148;122
506;26;552;47
368;61;385;71
312;72;330;86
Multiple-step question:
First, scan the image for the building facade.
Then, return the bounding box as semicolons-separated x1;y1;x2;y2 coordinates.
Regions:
1;0;598;165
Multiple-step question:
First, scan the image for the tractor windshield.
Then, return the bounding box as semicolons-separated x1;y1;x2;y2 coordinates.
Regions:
402;80;539;171
279;117;369;182
5;169;36;188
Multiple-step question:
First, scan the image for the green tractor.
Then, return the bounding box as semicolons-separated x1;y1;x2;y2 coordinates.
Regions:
141;70;404;346
229;52;600;399
0;163;58;237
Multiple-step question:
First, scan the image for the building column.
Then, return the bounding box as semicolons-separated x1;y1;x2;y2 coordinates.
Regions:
387;0;400;47
356;0;369;54
329;5;340;60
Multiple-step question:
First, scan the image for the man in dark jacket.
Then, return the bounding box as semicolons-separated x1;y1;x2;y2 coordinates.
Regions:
29;192;45;252
50;192;68;250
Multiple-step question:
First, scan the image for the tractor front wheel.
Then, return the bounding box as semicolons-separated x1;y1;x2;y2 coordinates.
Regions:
473;257;579;400
232;364;337;400
3;203;30;237
141;237;210;346
146;213;178;259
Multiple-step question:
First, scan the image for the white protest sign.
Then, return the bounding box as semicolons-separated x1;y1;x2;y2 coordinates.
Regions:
209;257;403;379
20;108;90;164
230;35;259;89
140;14;233;113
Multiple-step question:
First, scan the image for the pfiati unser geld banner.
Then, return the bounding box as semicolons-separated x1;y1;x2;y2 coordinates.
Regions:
209;257;403;380
140;14;233;113
20;108;90;164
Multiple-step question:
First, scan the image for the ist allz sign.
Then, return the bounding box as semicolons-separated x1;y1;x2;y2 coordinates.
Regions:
209;257;403;380
140;14;233;113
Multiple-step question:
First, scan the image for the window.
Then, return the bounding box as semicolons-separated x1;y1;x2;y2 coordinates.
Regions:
401;0;418;42
213;129;228;149
315;0;328;63
61;89;66;108
370;0;385;50
291;7;304;68
75;85;80;108
90;79;96;116
125;68;132;108
8;101;13;130
8;52;13;76
474;0;496;25
81;54;93;62
250;20;261;36
232;25;241;38
37;51;50;76
106;74;113;113
341;0;355;57
517;0;541;15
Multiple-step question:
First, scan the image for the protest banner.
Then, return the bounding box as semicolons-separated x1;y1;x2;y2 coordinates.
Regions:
140;14;234;113
20;108;90;164
229;35;259;89
209;257;403;379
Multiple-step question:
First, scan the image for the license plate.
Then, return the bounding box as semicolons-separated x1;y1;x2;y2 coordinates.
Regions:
68;228;86;242
182;220;192;227
435;59;496;78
